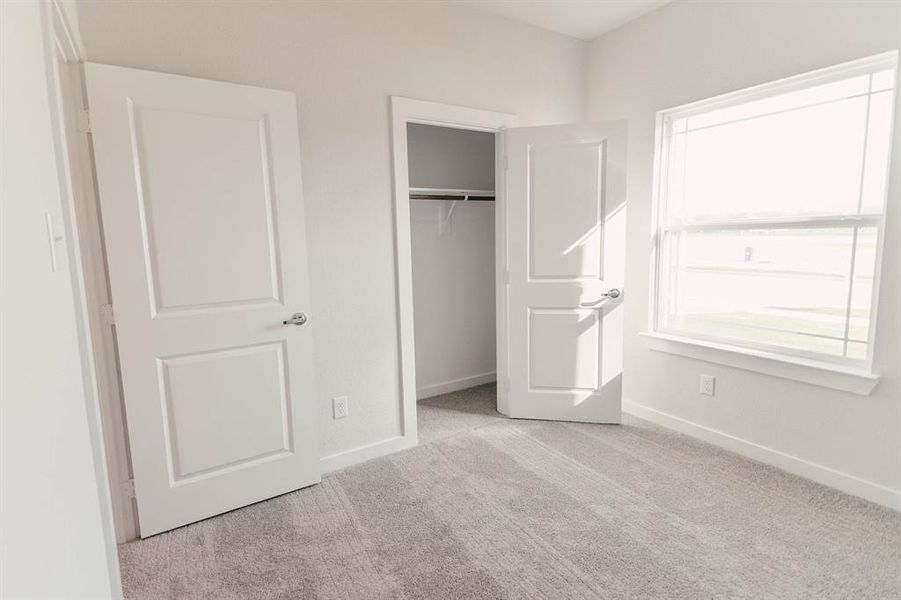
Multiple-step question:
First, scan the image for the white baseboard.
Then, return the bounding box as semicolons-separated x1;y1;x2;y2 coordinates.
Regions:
320;435;416;474
623;400;901;512
416;371;496;400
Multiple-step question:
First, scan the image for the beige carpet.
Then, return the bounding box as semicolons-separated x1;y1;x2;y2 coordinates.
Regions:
119;384;901;599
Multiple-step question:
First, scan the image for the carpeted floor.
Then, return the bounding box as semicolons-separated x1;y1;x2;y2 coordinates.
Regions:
119;383;901;599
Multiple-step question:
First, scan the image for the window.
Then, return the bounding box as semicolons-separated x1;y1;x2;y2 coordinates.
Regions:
651;54;896;367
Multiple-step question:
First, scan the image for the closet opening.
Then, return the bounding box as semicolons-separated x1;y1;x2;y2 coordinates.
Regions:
390;97;517;448
407;123;499;436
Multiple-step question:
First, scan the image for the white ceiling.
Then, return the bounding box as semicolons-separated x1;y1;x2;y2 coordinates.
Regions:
456;0;672;41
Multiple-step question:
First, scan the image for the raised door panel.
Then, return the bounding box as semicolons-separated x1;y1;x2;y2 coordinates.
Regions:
132;106;282;314
159;343;291;483
530;142;604;280
529;309;599;390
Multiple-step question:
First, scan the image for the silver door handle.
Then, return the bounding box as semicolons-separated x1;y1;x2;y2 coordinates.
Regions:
283;312;308;326
580;288;622;306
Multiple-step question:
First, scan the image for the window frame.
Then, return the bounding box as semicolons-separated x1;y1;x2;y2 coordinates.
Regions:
649;52;898;373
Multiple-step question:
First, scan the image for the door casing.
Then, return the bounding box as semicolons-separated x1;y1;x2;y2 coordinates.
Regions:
38;0;125;591
389;97;519;441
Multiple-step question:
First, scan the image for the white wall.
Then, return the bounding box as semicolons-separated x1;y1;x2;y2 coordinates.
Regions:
411;201;497;397
408;124;497;397
408;123;495;190
0;1;119;597
586;0;901;503
75;0;585;459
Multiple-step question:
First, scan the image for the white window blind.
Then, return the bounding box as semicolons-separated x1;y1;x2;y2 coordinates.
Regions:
652;53;897;366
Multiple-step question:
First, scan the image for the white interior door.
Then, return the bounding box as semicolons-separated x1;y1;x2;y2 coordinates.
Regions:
86;63;319;536
503;121;627;423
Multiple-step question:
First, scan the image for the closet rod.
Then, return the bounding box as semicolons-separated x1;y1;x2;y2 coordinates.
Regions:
409;187;495;201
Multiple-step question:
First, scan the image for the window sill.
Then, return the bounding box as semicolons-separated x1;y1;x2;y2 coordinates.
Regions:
639;332;880;396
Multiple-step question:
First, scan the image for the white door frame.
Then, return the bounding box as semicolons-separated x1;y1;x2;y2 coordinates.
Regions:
47;22;139;541
389;96;518;444
43;0;124;593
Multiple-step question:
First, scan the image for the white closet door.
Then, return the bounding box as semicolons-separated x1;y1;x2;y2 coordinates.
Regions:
86;63;319;536
503;121;627;423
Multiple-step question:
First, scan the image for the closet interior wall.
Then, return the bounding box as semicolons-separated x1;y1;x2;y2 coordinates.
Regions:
408;124;497;399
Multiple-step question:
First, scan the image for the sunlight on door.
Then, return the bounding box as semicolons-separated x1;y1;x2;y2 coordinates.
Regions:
507;121;627;422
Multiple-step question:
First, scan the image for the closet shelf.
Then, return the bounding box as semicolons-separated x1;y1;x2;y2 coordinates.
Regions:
409;187;495;201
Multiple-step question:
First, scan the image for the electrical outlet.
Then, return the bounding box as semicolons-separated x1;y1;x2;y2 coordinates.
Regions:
332;395;349;419
699;374;716;397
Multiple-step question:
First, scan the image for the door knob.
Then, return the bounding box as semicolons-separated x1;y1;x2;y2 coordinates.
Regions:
283;312;308;326
579;288;622;306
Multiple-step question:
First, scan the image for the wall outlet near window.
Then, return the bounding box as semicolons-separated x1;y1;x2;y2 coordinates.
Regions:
700;375;716;397
332;395;349;419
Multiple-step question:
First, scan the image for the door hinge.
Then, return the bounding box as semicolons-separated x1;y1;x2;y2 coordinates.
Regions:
77;109;91;133
100;303;115;325
122;479;135;499
504;270;510;285
504;155;509;171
